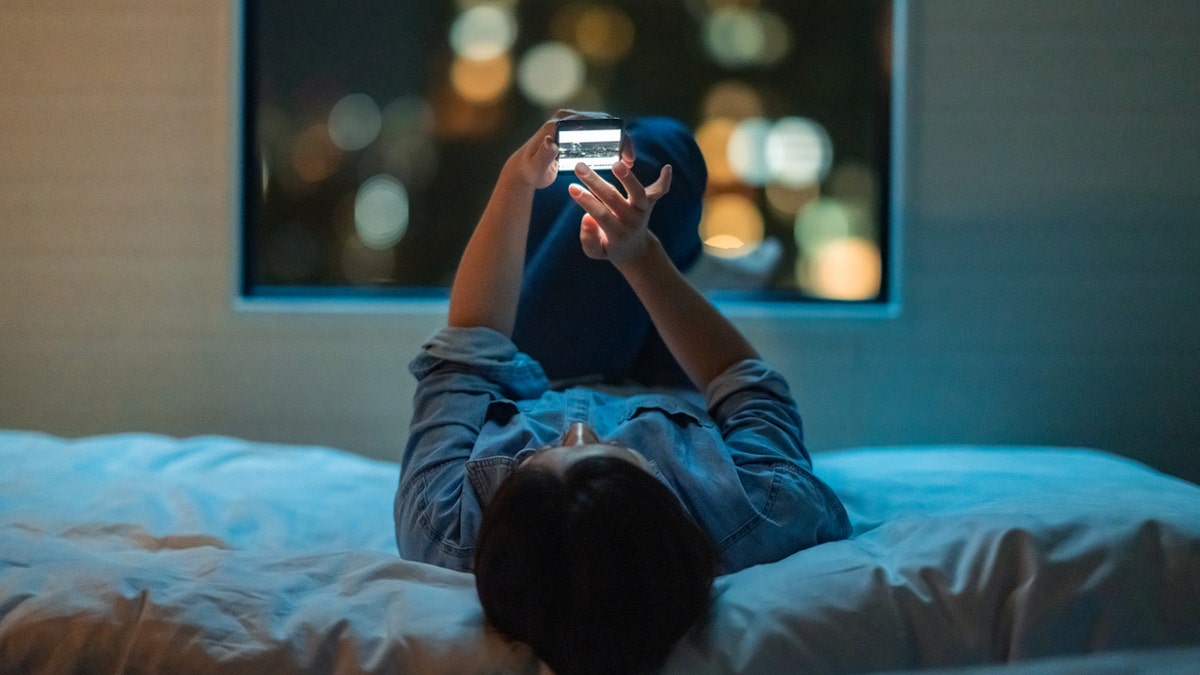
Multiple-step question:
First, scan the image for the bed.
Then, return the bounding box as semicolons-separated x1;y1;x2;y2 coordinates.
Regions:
2;429;1198;674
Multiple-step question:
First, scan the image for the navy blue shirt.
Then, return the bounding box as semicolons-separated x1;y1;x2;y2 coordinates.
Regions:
394;326;851;574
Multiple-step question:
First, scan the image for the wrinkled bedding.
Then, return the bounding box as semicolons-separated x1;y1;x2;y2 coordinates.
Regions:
1;430;1198;674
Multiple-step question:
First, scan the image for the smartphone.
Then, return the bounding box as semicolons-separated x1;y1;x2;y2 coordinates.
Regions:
556;118;623;172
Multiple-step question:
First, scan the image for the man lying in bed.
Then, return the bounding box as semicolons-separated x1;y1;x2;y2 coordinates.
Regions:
394;111;850;675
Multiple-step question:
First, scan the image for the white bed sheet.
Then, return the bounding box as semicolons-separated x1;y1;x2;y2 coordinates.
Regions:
1;431;1198;674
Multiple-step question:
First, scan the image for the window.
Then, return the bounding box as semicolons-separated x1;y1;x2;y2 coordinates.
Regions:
238;0;900;308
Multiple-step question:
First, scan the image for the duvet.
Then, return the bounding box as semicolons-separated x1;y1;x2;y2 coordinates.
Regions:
2;430;1198;674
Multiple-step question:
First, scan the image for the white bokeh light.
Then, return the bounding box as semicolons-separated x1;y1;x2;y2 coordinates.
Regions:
517;42;586;106
766;117;833;187
354;175;410;250
727;117;773;186
703;8;791;68
328;93;383;151
450;4;518;61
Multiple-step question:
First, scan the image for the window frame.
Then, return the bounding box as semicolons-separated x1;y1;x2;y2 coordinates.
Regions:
229;0;907;319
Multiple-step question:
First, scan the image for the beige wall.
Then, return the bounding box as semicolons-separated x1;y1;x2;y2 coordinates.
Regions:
3;1;1199;482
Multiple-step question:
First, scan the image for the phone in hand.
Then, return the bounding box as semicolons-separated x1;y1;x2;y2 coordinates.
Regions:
556;118;623;172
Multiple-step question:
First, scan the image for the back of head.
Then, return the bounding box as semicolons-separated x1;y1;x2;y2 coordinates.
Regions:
475;456;716;675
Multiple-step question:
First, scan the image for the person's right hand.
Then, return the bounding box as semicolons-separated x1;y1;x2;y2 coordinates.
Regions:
505;115;562;190
507;110;634;190
569;158;673;267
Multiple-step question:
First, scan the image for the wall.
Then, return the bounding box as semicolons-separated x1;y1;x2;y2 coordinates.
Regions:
2;1;1198;482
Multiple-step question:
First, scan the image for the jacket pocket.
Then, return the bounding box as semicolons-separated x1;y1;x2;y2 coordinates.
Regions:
466;455;518;510
619;393;714;430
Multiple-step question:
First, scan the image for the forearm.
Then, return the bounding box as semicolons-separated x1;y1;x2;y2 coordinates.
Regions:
616;236;758;390
447;163;536;336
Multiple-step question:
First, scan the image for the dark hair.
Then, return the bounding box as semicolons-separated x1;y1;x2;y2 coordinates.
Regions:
474;456;716;675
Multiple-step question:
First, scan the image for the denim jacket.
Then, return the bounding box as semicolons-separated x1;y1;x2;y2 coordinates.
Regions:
394;326;851;575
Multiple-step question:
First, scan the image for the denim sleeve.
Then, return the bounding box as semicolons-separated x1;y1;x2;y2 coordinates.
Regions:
394;326;550;570
705;358;811;467
705;359;852;549
408;326;551;401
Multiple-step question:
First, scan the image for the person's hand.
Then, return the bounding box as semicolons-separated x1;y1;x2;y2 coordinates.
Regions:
569;157;673;266
505;115;562;190
505;110;630;190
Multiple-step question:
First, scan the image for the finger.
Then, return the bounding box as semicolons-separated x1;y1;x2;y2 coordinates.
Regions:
611;161;649;212
574;164;633;220
645;164;673;203
619;131;636;169
527;132;554;157
613;163;672;213
578;215;609;260
568;182;620;232
539;133;558;158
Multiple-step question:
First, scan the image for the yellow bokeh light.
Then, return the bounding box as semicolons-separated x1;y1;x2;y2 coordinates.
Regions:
429;84;505;139
695;118;739;187
765;182;819;218
573;5;635;64
701;80;764;122
291;123;342;183
450;54;512;103
802;237;882;300
700;193;765;257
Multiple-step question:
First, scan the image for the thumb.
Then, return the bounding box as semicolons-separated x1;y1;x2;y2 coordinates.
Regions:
579;216;607;260
533;135;560;188
645;164;673;203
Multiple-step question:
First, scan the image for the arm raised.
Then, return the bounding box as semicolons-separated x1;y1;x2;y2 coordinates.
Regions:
569;160;757;391
447;118;561;335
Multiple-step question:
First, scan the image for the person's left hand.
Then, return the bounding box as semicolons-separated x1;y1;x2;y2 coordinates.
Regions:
569;157;672;266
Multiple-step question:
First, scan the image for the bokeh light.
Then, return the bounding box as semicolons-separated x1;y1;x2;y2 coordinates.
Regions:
700;193;765;257
378;96;439;189
794;197;858;254
726;117;772;186
450;54;512;103
695;118;739;187
766;117;833;187
517;42;586;106
250;0;890;300
701;80;764;122
793;195;882;299
703;7;791;68
328;93;383;151
553;3;636;64
429;84;506;138
765;182;819;218
291;123;342;183
804;237;882;300
450;3;518;61
354;175;410;250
